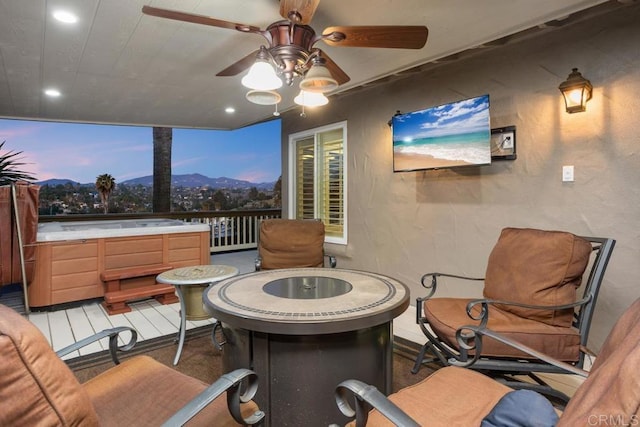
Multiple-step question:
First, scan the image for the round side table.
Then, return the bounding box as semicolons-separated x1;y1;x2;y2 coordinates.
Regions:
157;264;239;365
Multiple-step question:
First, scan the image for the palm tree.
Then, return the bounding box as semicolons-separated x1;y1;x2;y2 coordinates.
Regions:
273;175;282;207
152;127;172;213
0;140;36;185
95;173;116;214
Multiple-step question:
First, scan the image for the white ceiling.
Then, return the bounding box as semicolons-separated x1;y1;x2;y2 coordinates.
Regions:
0;0;611;130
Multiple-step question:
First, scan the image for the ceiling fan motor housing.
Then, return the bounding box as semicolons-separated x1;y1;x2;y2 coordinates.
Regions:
265;22;317;85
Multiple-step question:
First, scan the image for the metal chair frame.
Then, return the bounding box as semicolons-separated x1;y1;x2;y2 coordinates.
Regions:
412;235;615;402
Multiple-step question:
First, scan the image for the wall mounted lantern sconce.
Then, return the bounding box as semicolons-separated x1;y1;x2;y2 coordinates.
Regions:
558;68;593;113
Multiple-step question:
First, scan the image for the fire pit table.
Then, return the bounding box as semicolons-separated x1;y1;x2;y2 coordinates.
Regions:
203;267;410;427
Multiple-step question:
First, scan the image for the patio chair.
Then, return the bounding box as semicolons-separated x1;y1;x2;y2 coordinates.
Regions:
0;303;264;426
335;296;640;427
412;227;615;402
255;218;337;270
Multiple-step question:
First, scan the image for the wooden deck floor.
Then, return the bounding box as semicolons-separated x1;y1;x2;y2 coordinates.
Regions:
29;298;215;360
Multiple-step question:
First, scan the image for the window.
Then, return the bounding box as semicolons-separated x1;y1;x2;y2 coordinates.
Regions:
288;121;347;244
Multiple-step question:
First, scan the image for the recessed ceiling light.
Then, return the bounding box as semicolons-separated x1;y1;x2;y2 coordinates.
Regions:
44;88;61;97
225;107;236;114
53;10;78;24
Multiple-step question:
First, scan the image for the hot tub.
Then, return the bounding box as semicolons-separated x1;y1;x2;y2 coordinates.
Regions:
30;219;211;308
37;218;207;241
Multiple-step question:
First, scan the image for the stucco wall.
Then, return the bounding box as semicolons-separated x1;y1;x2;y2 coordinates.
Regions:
280;3;640;351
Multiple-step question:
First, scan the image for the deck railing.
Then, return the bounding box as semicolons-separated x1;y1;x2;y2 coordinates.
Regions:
39;209;282;253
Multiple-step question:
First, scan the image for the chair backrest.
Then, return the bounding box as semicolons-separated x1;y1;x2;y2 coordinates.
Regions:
483;227;594;327
483;228;615;368
0;304;99;426
558;297;640;426
257;219;326;270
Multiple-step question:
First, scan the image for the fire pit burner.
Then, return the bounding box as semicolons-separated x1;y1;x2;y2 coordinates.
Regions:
262;276;352;299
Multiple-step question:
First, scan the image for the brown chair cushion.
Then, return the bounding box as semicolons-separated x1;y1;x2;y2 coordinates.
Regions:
558;298;640;426
484;227;592;327
259;219;325;269
84;355;260;427
424;298;581;361
349;366;512;427
0;304;100;426
0;303;259;427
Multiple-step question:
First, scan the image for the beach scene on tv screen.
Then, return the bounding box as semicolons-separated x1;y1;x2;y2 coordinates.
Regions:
393;94;491;171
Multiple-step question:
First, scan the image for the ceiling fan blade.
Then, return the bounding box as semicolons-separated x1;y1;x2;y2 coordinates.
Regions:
320;52;350;85
216;50;261;76
142;5;261;33
322;26;428;49
279;0;320;24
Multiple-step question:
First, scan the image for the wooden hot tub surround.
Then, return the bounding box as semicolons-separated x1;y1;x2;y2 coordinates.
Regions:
29;220;210;311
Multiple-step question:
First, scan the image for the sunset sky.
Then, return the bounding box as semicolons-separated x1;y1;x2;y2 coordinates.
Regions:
0;118;282;184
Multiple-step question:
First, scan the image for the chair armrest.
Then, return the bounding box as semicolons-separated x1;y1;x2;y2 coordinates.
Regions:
56;326;137;365
415;272;484;323
161;368;264;427
325;253;337;268
451;299;591;377
418;272;484;300
334;379;419;427
463;296;592;326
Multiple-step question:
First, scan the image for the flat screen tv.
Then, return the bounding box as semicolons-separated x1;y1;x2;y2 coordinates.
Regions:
392;94;491;172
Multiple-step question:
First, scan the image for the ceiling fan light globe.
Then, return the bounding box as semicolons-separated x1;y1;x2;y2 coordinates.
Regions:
294;90;328;107
245;90;282;105
241;61;283;91
299;64;338;93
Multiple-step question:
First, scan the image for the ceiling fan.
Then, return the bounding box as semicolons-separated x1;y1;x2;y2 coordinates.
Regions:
142;0;428;105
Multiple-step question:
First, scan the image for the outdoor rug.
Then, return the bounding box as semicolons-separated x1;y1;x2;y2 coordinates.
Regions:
70;328;437;394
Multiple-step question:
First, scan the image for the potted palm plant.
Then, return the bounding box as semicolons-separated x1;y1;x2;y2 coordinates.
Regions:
0;141;36;185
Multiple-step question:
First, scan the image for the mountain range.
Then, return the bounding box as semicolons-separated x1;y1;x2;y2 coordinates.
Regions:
37;173;276;190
